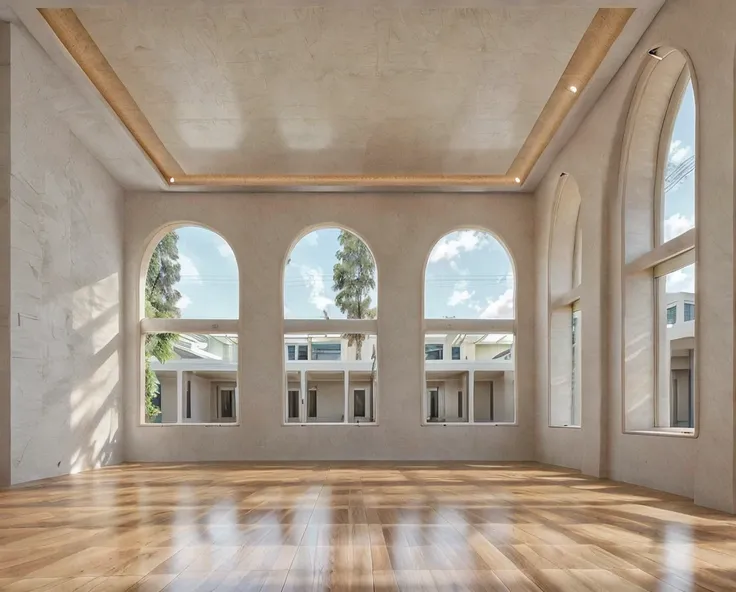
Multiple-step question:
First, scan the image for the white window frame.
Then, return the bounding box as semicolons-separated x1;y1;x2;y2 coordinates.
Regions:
422;319;516;426
282;319;379;427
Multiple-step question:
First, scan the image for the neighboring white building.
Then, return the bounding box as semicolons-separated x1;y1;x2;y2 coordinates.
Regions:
664;292;695;428
150;332;514;425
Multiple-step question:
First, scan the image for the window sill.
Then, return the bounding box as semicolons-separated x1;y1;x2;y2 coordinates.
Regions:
422;421;518;427
140;422;241;427
625;428;696;438
283;422;379;427
548;424;582;429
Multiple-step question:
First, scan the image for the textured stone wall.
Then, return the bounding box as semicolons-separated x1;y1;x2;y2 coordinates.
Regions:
0;23;10;487
8;25;124;484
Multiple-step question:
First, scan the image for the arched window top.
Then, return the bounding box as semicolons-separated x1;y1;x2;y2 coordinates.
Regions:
425;229;515;320
623;48;696;262
550;174;582;298
661;77;695;243
144;225;239;320
284;227;377;320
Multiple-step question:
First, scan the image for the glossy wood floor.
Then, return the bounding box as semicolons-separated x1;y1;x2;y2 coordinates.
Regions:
1;463;735;591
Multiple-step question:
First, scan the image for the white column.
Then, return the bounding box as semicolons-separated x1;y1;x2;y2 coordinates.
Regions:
176;370;183;424
468;369;475;423
300;370;307;423
343;371;350;423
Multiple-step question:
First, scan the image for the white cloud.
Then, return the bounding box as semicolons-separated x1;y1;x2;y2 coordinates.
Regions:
179;255;202;284
479;289;515;319
302;232;319;247
177;294;192;310
448;289;474;307
429;231;486;263
666;266;695;293
669;140;693;166
300;265;334;312
663;213;694;242
217;243;234;258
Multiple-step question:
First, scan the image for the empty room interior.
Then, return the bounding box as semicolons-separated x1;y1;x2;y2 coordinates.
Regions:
1;0;736;590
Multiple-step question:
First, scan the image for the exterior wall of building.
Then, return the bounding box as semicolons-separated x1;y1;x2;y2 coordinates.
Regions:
534;0;736;510
306;380;344;423
158;375;178;423
124;191;534;461
5;24;124;485
473;381;493;422
182;372;211;423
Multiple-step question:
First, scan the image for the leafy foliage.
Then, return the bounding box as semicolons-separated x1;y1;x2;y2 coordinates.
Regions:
332;231;376;360
144;232;182;420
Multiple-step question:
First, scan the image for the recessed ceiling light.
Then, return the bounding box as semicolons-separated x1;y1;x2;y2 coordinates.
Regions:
169;177;175;183
514;177;522;184
569;85;578;94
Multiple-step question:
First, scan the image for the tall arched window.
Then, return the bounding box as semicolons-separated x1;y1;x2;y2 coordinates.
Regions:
141;226;239;425
423;230;516;424
283;228;378;425
623;48;696;434
549;174;583;427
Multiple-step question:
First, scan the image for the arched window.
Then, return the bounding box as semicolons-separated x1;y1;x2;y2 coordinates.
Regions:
549;174;582;427
423;230;515;424
283;228;378;425
622;48;696;434
141;226;239;425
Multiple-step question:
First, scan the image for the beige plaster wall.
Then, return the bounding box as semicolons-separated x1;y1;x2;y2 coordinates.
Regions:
0;23;9;487
8;24;124;484
123;192;535;462
534;0;735;510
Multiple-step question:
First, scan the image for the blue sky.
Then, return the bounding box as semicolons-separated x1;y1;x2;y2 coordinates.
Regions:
172;226;239;319
165;227;514;320
664;80;695;294
424;230;514;319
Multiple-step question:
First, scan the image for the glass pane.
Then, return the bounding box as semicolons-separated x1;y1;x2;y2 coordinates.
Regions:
573;212;582;287
425;230;515;319
662;80;696;244
145;333;238;424
571;309;582;427
284;333;377;424
145;226;238;320
425;343;444;360
311;343;342;360
657;263;695;428
424;333;515;424
284;228;377;320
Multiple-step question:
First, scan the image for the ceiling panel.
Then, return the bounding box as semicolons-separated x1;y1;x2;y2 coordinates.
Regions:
33;1;649;189
75;4;594;177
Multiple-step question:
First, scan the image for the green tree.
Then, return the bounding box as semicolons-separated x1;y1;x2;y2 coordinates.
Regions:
144;232;182;420
333;231;376;360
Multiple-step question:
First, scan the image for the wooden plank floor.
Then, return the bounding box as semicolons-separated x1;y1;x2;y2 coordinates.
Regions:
1;462;735;591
